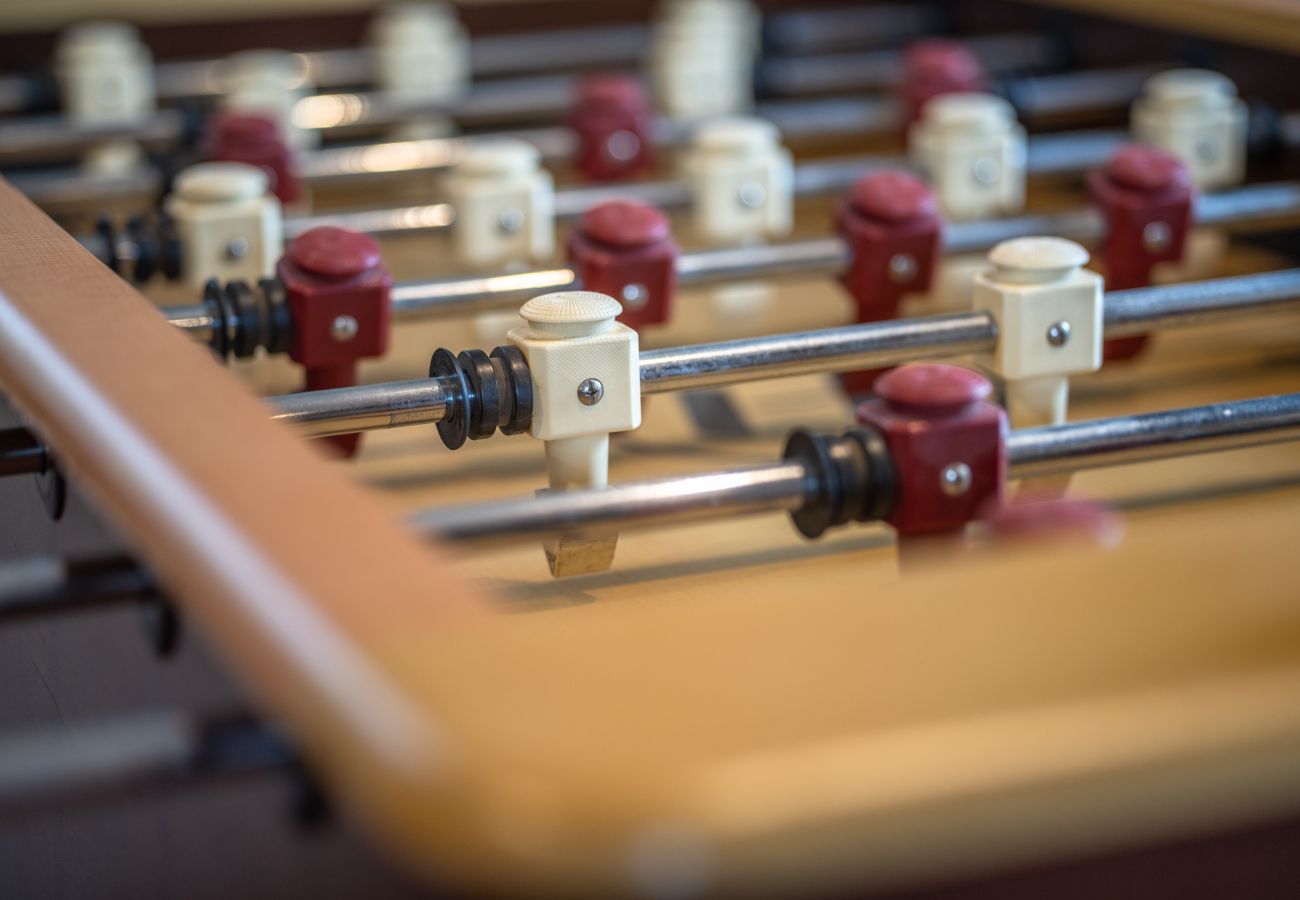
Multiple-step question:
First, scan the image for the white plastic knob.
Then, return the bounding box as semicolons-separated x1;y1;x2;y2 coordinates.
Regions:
909;92;1026;221
56;21;155;125
220;49;318;150
1131;69;1247;190
446;138;555;269
165;162;284;289
682;116;793;245
972;237;1103;428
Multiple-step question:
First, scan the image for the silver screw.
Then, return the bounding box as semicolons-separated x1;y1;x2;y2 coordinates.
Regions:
621;283;648;309
887;253;918;284
971;157;1001;187
939;462;972;497
1046;320;1072;348
577;378;604;406
1142;220;1172;253
224;236;249;261
737;181;766;209
604;129;641;163
330;314;359;343
1194;136;1220;163
497;208;525;234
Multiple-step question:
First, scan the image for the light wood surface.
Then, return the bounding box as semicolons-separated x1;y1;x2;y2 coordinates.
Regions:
8;76;1300;894
1030;0;1300;55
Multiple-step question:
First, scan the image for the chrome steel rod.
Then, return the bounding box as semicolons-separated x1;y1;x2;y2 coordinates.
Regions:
88;6;933;108
264;269;1300;437
0;555;154;622
267;378;454;437
291;126;1126;235
1007;392;1300;478
1103;269;1300;337
0;427;47;478
637;312;998;395
409;462;813;547
411;392;1300;546
284;182;1296;325
0;711;292;818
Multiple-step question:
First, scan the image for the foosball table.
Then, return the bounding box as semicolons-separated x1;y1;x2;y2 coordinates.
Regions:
2;1;1300;896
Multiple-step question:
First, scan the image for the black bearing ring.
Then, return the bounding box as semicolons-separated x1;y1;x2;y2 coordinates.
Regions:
429;348;472;450
490;345;533;435
457;349;501;441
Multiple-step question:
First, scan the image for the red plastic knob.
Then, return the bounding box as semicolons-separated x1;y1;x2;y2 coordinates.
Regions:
856;364;1006;537
836;170;943;397
579;198;672;248
1087;144;1195;362
569;74;655;182
287;226;382;278
875;362;992;414
899;39;988;125
277;227;393;458
206;112;300;205
567;199;679;331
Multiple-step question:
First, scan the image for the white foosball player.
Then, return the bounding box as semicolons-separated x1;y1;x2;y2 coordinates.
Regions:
447;139;556;344
54;21;156;175
910;92;1027;222
972;237;1103;429
219;49;318;151
508;291;640;576
681;116;792;246
1132;69;1250;282
164;162;284;289
1131;69;1248;191
368;2;469;140
910;92;1028;315
445;138;555;270
650;0;759;120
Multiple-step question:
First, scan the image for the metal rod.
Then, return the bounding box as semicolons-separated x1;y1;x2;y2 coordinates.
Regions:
1104;268;1300;337
274;182;1296;325
0;710;294;819
411;392;1300;545
264;269;1300;437
638;312;998;394
0;427;47;477
0;555;155;622
408;462;813;547
1006;392;1300;478
267;378;455;436
0;5;932;116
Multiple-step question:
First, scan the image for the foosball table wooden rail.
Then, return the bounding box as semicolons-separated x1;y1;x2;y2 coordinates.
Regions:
5;157;1300;896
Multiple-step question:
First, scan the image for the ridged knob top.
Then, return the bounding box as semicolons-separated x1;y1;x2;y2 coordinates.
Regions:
58;21;143;59
1106;144;1192;192
851;170;938;222
922;92;1015;135
1143;68;1237;107
456;138;541;178
876;363;992;415
520;291;622;325
577;74;649;112
288;227;382;279
989;237;1089;284
904;39;985;88
693;116;780;155
174;161;267;203
579;200;671;248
